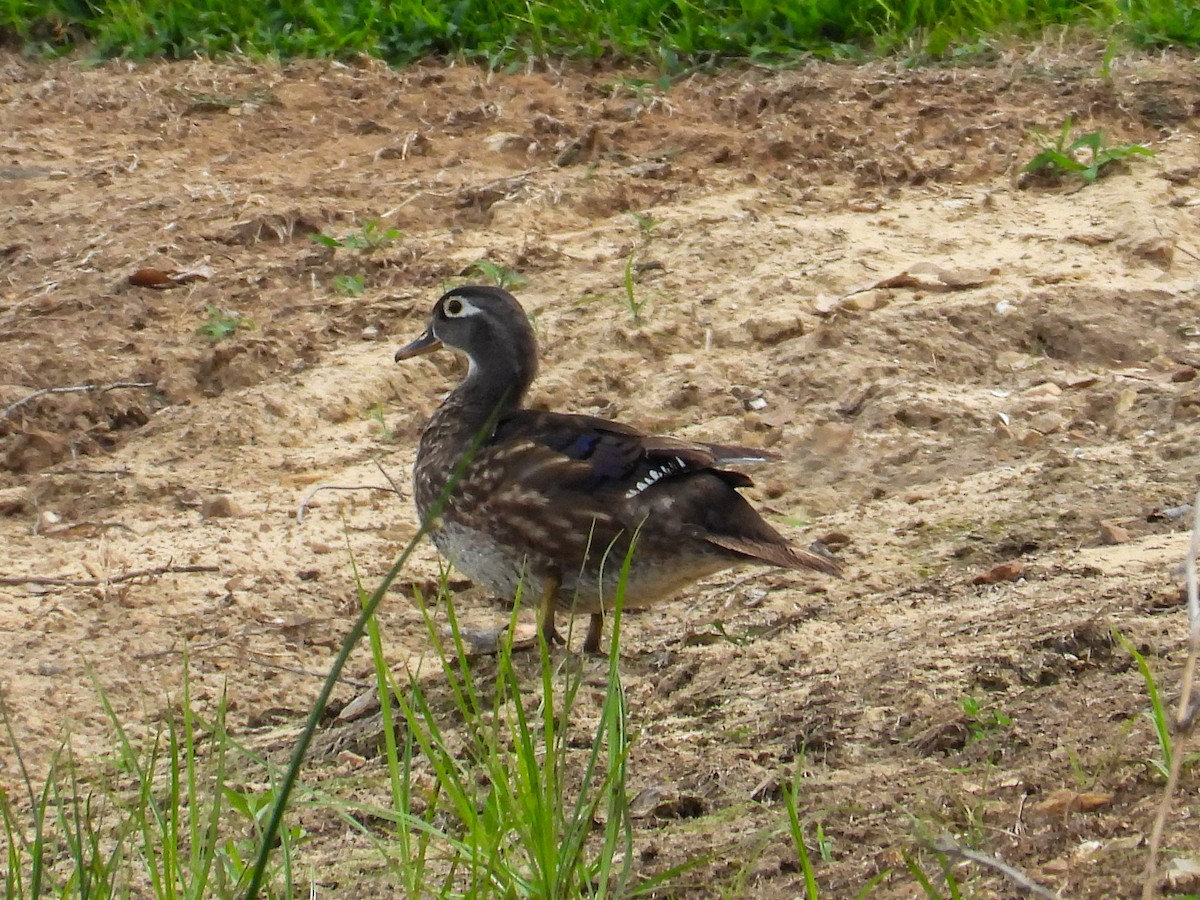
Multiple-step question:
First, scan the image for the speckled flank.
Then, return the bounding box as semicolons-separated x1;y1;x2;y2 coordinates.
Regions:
430;520;733;613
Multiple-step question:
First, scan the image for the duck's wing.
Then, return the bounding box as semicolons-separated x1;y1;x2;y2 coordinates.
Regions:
491;408;772;495
487;409;841;576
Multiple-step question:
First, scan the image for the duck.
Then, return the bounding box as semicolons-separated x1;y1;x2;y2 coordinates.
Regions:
395;285;840;653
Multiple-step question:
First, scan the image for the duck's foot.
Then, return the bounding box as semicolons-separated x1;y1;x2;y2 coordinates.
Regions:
539;620;567;648
583;612;605;654
537;576;566;649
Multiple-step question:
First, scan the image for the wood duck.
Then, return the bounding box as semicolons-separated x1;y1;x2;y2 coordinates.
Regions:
396;285;840;653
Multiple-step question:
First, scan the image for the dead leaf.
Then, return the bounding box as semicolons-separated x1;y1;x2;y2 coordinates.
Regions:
851;262;991;296
1031;789;1115;818
128;268;174;288
971;560;1024;585
128;264;213;289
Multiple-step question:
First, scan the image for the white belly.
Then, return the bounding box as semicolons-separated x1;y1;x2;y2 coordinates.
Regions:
430;522;734;613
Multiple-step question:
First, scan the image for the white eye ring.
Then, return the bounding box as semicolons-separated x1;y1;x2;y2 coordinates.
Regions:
442;295;484;318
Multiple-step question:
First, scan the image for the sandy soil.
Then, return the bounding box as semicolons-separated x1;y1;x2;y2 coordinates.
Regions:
2;44;1200;897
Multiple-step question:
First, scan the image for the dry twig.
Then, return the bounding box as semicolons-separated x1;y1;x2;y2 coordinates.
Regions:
1141;487;1200;899
0;563;217;588
295;483;400;522
931;834;1059;899
1;381;155;421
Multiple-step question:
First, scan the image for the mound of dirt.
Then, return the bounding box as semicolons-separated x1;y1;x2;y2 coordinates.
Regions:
2;45;1199;896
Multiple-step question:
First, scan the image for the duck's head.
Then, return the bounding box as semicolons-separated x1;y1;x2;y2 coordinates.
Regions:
396;285;539;396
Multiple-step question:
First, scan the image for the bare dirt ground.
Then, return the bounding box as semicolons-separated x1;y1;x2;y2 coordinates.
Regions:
2;43;1200;897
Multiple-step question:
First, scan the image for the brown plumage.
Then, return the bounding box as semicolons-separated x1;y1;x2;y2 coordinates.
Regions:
396;285;839;652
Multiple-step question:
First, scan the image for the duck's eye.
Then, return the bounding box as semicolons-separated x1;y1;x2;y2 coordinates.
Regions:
445;298;464;316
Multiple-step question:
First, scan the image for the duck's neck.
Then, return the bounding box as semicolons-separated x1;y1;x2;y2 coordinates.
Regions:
444;348;532;441
416;352;536;502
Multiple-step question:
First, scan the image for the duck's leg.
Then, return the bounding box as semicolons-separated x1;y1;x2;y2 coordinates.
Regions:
583;612;605;654
537;574;564;647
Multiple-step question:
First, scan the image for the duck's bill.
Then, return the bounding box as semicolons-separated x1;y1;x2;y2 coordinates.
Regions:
395;329;443;361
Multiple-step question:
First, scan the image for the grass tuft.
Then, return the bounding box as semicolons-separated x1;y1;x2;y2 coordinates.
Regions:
2;0;1198;65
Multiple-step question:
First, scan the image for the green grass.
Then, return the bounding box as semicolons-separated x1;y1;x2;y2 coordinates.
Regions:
0;656;301;899
1;548;646;899
3;0;1198;65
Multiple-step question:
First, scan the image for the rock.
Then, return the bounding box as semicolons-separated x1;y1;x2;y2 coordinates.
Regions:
1171;366;1197;383
483;131;529;153
626;161;671;178
842;289;888;312
1167;857;1200;892
1130;237;1174;265
812;293;842;316
1099;522;1130;545
1027;410;1067;434
1022;381;1062;399
0;487;28;515
995;350;1038;371
1017;429;1044;447
746;309;805;345
201;495;244;518
1114;388;1138;415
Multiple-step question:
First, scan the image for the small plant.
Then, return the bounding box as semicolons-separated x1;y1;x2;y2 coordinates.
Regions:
312;219;402;253
1022;118;1154;185
1114;628;1172;778
619;209;660;325
623;252;649;325
196;305;250;342
363;401;393;441
782;766;821;900
815;822;834;862
960;694;1011;743
463;258;528;290
332;274;365;296
630;209;660;240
